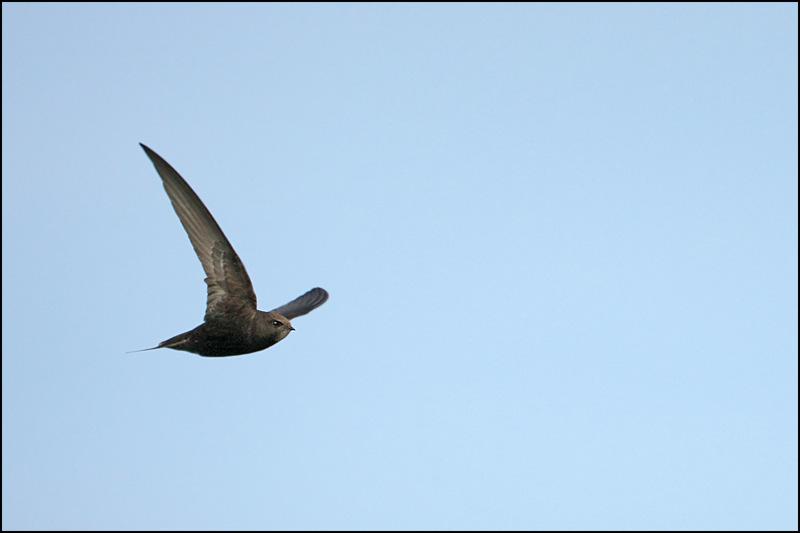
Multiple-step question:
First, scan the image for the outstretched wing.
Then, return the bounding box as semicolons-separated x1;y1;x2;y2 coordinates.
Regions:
270;287;329;320
140;143;257;321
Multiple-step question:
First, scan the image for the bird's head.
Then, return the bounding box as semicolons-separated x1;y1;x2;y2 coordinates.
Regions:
263;311;295;342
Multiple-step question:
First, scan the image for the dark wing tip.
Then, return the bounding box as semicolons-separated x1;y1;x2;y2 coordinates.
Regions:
270;287;330;320
139;142;159;160
302;287;330;309
312;287;330;304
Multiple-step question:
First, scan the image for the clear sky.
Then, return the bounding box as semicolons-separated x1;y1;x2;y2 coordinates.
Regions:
2;3;797;530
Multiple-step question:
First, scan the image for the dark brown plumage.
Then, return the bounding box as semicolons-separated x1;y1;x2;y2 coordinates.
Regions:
137;143;328;357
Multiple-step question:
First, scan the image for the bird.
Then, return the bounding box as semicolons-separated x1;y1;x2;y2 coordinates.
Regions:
135;143;328;357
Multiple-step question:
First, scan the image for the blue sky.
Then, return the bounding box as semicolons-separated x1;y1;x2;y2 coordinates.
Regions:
2;3;797;530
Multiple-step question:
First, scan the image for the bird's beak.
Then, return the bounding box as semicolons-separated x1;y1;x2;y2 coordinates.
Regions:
289;326;296;331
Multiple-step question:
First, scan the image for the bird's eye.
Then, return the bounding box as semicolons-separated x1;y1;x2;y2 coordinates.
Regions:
272;320;282;327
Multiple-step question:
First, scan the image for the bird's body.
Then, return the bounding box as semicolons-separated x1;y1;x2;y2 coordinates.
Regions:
157;311;290;357
138;143;328;357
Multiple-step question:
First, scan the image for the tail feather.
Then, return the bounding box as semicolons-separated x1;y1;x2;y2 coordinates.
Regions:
125;345;163;354
127;328;197;354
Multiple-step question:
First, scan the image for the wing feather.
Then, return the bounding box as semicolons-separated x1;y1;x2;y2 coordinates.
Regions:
270;287;329;320
140;143;257;320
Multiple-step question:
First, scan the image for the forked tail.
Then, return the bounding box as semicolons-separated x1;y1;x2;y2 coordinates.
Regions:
125;345;163;354
127;328;197;354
